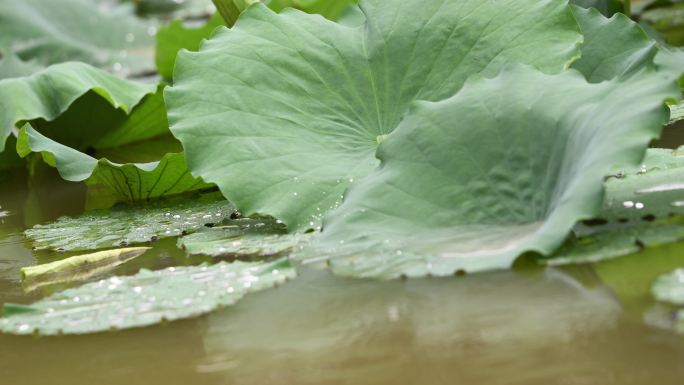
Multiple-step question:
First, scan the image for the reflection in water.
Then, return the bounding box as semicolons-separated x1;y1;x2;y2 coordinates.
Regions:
199;267;626;385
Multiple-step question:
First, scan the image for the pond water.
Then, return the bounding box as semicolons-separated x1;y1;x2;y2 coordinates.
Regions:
1;166;684;385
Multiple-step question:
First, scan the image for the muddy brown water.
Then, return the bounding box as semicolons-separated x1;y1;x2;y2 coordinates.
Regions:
1;167;684;385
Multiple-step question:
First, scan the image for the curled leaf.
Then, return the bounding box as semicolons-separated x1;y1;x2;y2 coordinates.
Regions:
21;247;151;281
308;66;679;278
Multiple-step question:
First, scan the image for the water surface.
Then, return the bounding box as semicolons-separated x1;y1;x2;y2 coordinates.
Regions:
1;168;684;385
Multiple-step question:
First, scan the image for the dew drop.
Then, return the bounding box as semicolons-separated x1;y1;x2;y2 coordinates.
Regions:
125;33;135;43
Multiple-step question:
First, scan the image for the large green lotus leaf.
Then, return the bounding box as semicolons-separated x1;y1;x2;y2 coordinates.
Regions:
305;66;679;279
25;193;236;252
166;0;582;231
0;258;295;335
155;13;225;80
652;268;684;305
0;62;155;153
571;5;656;82
0;0;156;76
179;217;310;257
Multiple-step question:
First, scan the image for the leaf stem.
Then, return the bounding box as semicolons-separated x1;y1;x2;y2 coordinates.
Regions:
623;0;631;18
212;0;260;26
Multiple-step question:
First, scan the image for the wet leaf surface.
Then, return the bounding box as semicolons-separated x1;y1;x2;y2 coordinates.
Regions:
0;257;295;335
25;193;235;252
179;217;310;258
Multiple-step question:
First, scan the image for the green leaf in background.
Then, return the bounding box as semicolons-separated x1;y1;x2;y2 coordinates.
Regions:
0;258;295;335
134;0;216;19
265;0;358;20
0;53;44;81
25;193;235;252
642;4;684;46
155;13;225;79
0;0;156;76
179;217;310;257
305;66;678;279
655;45;684;88
0;62;155;153
166;0;583;231
212;0;261;25
570;0;626;17
571;5;657;82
